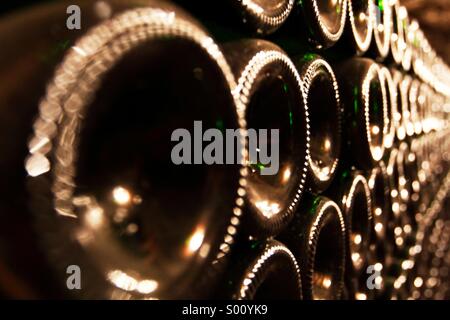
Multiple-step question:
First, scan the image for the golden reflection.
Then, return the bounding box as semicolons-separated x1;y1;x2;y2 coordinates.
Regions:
403;224;412;234
392;201;400;214
85;206;105;229
107;270;158;294
322;277;332;289
374;263;383;272
414;277;423;288
375;223;383;233
355;292;367;300
107;270;138;292
352;233;362;246
282;167;292;184
324;138;331;152
255;200;281;219
375;207;382;216
137;279;159;294
25;153;51;177
359;12;367;23
371;125;380;135
312;272;332;291
185;225;205;256
371;146;383;161
112;186;132;206
351;252;361;265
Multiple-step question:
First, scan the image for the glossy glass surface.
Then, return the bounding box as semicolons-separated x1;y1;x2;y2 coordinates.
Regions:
350;0;371;41
368;165;390;241
347;178;371;272
27;22;242;297
316;0;346;34
311;204;345;300
308;67;340;186
246;63;306;223
368;73;385;160
252;0;290;13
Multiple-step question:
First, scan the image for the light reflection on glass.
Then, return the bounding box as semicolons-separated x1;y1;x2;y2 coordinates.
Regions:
282;167;292;184
85;206;105;229
112;186;132;206
185;226;205;256
255;200;281;219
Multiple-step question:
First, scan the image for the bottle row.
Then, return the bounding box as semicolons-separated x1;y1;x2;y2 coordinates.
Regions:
174;0;450;96
0;0;449;300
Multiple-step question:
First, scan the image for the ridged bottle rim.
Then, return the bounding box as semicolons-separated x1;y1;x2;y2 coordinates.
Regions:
299;55;341;189
305;197;346;300
380;67;398;150
234;240;302;300
348;0;374;53
372;0;392;59
389;0;405;65
25;3;245;299
240;0;295;34
233;44;311;236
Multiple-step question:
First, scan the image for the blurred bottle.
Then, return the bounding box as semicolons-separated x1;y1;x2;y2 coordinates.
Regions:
408;78;422;136
397;72;411;141
398;5;412;72
1;0;245;299
368;0;392;60
398;142;420;236
219;239;302;300
223;39;310;238
335;58;388;170
380;67;398;150
338;0;373;55
327;170;373;300
175;0;295;37
367;161;395;299
276;0;347;51
279;195;346;300
295;54;342;193
387;0;404;65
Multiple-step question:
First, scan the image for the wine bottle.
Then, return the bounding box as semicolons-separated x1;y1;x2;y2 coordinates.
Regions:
281;0;348;50
417;82;431;138
223;39;310;237
175;0;295;37
327;170;373;300
1;0;245;299
380;67;398;150
387;0;405;65
398;142;420;236
340;0;374;55
408;78;422;137
279;195;346;300
335;58;388;170
385;148;408;294
368;162;392;246
409;20;424;77
398;5;412;72
368;0;392;60
219;239;302;300
295;54;342;193
367;161;395;298
397;72;412;141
